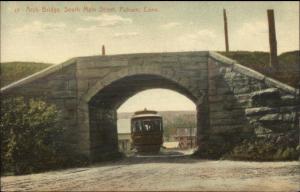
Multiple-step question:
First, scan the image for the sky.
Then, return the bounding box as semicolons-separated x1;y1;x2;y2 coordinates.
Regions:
117;89;196;113
1;1;299;112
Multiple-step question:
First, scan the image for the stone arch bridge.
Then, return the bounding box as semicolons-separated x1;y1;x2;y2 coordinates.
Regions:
1;51;298;161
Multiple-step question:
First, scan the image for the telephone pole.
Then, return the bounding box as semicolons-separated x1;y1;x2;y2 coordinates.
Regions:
223;9;229;52
267;9;278;69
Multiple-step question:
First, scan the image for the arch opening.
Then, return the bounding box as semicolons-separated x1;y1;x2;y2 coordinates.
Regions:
87;74;205;161
117;88;197;154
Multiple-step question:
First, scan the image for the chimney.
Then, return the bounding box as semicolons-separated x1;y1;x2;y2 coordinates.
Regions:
102;45;106;56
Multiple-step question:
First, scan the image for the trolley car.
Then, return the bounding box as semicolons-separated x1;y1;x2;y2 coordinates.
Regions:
131;109;163;153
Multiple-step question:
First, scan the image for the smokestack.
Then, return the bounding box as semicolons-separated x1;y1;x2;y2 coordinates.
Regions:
102;45;106;56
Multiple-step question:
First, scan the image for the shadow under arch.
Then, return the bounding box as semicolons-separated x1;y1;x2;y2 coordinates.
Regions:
80;74;208;162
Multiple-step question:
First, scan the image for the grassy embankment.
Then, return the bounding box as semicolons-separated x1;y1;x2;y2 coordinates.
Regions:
1;62;53;88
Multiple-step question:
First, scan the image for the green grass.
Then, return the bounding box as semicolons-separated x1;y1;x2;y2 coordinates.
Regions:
219;50;300;87
1;62;53;87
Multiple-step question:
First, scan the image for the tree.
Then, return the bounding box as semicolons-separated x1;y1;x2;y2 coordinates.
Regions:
1;97;64;175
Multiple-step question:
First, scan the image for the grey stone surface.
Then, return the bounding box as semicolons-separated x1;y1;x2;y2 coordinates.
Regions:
259;114;282;121
251;88;281;107
1;51;298;160
232;63;265;81
245;107;279;116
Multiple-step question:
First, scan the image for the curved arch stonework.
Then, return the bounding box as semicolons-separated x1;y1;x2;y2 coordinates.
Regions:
81;62;205;103
1;51;297;161
76;53;209;160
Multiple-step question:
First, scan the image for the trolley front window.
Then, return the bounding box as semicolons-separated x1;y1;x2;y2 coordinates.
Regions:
131;118;162;133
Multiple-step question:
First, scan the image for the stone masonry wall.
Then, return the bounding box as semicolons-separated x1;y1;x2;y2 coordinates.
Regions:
1;51;298;161
75;52;210;161
1;60;81;154
205;52;299;156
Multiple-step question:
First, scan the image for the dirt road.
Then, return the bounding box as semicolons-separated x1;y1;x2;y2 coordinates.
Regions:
1;155;299;191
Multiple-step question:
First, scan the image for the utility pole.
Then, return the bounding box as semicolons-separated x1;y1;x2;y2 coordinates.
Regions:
297;82;300;148
102;45;106;56
267;9;278;69
223;9;229;52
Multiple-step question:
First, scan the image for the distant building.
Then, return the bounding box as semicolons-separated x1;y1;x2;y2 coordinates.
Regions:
163;141;179;149
117;118;132;152
118;133;132;152
174;128;197;149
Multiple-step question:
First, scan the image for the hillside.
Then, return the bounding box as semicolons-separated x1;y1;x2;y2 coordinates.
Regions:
219;51;299;87
1;62;53;88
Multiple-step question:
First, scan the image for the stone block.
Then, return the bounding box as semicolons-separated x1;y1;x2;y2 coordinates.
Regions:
280;95;298;106
64;99;77;108
77;68;111;79
209;102;225;112
208;68;220;79
110;58;128;66
233;63;265;81
179;56;208;64
210;117;246;126
233;86;251;94
209;51;236;65
176;70;202;78
210;124;244;134
47;79;65;89
77;57;129;68
128;57;144;65
251;88;281;107
49;90;77;98
280;106;298;113
67;80;77;90
61;64;76;76
245;107;279;116
223;71;236;81
161;55;179;62
217;87;232;95
259;114;282;121
258;118;294;133
143;56;162;65
235;93;252;101
282;112;296;122
208;95;224;103
264;77;297;94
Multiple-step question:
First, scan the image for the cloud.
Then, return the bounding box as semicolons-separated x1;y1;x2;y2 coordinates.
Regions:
237;21;268;37
233;21;269;51
181;29;216;41
113;32;139;38
178;29;219;50
76;26;97;32
14;21;66;33
82;14;132;27
161;22;181;29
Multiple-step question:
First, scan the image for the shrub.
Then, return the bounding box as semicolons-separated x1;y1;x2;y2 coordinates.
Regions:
223;132;300;161
1;97;65;175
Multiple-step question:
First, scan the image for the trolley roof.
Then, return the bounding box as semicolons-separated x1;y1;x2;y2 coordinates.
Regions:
131;108;162;119
131;113;162;119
